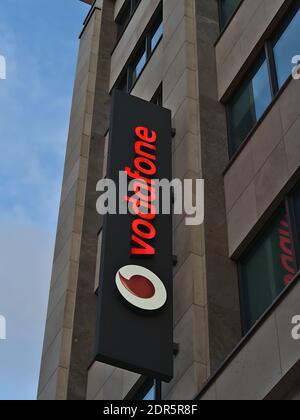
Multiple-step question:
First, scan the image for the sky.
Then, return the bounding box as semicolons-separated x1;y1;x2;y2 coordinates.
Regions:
0;0;89;400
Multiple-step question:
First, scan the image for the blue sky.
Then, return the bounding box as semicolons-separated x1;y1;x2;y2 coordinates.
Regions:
0;0;89;400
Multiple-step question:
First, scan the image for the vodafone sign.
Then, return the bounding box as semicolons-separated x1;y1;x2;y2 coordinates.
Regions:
116;265;167;311
95;91;173;382
125;126;158;256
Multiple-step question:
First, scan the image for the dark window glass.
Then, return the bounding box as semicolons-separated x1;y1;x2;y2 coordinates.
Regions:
117;73;128;92
273;8;300;88
151;85;163;106
240;208;297;332
132;0;141;10
116;1;131;38
228;54;272;154
219;0;241;29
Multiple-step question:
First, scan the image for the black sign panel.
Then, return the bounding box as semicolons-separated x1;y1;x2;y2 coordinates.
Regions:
95;90;173;382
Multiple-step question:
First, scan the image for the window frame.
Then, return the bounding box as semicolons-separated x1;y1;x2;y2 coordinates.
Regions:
238;188;300;335
226;1;300;158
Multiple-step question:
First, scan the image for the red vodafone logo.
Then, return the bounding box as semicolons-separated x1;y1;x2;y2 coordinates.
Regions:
116;265;167;311
125;126;158;256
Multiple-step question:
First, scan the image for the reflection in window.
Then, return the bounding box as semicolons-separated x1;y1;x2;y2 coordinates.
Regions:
143;386;155;401
273;8;300;88
240;208;297;333
292;186;300;257
228;54;272;154
151;21;163;53
131;46;147;85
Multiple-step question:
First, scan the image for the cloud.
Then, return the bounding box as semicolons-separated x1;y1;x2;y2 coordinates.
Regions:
0;223;53;400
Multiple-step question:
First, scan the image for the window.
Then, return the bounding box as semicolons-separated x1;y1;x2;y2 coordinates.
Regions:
141;380;161;400
116;3;131;38
124;378;161;400
273;7;300;89
115;6;163;93
227;2;300;156
151;85;163;107
291;187;300;264
117;72;128;92
150;18;163;53
239;187;300;333
228;54;272;153
130;44;147;86
143;385;156;401
116;0;142;39
219;0;242;29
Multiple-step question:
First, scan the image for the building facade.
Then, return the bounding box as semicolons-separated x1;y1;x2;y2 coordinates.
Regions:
38;0;300;400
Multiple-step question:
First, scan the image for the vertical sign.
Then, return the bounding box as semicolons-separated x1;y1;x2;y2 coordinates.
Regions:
96;90;173;382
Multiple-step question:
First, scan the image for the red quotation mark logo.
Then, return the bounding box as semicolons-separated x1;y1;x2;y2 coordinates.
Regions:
115;265;167;311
